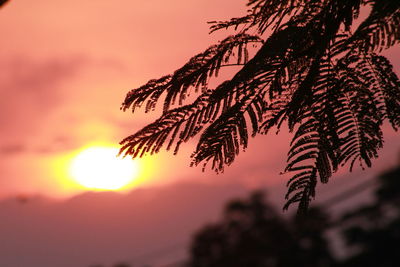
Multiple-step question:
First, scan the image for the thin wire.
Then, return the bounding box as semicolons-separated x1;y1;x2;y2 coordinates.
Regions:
319;178;377;208
125;178;380;267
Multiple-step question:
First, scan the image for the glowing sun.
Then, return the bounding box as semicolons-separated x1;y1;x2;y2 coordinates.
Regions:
69;146;139;190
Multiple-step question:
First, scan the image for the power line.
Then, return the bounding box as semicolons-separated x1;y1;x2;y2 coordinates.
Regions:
320;178;377;208
126;241;186;266
125;177;381;267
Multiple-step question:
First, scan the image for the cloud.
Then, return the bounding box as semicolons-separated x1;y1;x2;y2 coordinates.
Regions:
0;143;26;155
0;55;85;107
34;134;84;154
0;182;250;267
0;133;83;156
0;55;87;144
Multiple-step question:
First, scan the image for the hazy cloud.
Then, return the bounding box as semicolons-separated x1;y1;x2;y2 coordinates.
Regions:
0;182;250;267
0;56;87;143
0;143;26;155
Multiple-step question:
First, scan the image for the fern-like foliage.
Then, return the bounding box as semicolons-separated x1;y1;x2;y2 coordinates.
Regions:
120;0;400;213
0;0;9;8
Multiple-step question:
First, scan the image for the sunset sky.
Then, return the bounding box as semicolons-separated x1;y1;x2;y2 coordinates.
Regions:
0;0;399;200
1;1;400;267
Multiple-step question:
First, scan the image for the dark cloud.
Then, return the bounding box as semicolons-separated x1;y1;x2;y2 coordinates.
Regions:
0;182;250;267
0;143;26;155
34;135;83;154
0;134;84;155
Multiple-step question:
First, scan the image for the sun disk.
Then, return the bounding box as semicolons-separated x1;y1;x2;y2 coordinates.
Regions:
69;146;138;190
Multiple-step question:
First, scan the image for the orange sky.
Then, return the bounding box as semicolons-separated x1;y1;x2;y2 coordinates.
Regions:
0;0;399;199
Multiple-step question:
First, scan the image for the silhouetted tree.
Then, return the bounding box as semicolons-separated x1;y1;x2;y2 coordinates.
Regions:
113;263;131;267
340;166;400;267
120;0;400;211
89;263;132;267
187;192;336;267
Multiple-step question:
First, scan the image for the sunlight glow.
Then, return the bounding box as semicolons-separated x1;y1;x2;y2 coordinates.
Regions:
69;146;139;190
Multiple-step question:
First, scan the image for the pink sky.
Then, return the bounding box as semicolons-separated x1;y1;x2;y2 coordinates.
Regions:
0;2;399;266
0;0;399;200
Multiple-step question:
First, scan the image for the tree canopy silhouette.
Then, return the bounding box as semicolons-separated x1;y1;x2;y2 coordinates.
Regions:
188;192;336;267
187;165;400;267
340;165;400;267
120;0;400;212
